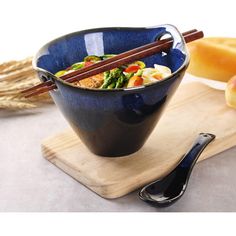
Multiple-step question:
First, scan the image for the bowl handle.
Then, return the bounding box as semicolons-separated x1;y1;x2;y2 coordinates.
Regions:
36;69;58;91
153;24;188;53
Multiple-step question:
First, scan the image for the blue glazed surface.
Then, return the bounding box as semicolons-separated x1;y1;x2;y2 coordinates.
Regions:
33;25;189;157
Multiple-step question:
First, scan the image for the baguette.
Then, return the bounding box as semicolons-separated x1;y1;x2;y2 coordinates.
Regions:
187;37;236;82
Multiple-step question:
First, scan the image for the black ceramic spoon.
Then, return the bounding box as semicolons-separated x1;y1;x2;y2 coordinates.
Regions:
139;133;215;207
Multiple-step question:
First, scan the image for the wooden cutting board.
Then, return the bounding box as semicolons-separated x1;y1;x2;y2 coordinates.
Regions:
42;82;236;199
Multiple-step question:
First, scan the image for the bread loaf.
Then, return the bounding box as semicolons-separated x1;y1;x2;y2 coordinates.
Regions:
225;76;236;108
187;38;236;82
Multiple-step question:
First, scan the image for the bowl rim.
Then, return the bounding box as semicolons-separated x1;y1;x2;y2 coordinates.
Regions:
33;24;190;93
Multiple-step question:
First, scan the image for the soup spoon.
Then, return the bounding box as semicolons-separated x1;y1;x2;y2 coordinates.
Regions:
139;133;215;207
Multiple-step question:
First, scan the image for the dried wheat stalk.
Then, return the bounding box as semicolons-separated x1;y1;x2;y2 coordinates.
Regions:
0;57;33;75
0;57;53;110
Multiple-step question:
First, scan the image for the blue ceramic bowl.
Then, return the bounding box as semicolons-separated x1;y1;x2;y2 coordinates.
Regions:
33;24;189;157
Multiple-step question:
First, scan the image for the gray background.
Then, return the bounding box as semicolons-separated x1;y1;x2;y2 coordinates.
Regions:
1;104;236;212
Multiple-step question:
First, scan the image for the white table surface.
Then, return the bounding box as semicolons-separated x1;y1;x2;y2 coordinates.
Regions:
1;76;236;212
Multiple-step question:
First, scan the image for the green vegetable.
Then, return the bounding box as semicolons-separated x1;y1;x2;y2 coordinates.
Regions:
84;55;101;62
111;68;122;78
108;82;116;89
55;70;67;77
71;62;84;70
101;54;116;60
115;73;126;88
101;71;111;88
135;69;143;77
134;61;146;69
125;72;135;81
101;68;123;89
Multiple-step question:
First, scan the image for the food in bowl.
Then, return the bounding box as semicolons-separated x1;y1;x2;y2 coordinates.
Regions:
54;55;171;89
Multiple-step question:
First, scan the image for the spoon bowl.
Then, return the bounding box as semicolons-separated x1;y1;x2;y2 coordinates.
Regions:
139;133;215;207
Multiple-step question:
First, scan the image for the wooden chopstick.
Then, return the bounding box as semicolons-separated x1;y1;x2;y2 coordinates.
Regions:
25;30;203;97
22;29;197;95
23;29;203;97
61;29;198;81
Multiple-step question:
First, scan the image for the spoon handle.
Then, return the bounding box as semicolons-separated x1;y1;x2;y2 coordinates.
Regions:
179;133;215;170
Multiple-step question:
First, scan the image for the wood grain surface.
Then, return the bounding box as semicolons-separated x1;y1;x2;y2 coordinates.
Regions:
42;82;236;199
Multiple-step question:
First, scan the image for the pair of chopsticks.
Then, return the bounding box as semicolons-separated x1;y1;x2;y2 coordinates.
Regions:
22;29;203;97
